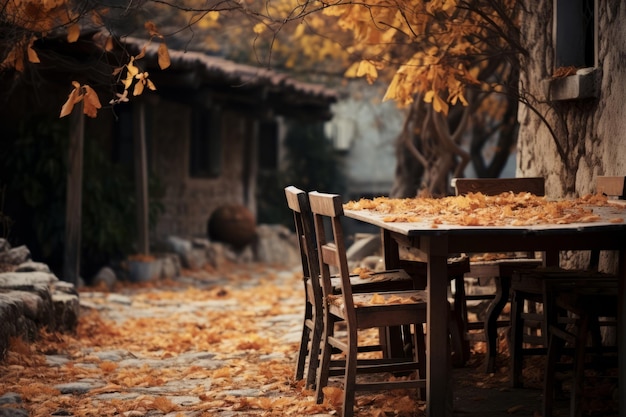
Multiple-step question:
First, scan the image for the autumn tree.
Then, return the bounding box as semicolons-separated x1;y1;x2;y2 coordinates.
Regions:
248;0;527;197
1;0;528;199
148;0;528;197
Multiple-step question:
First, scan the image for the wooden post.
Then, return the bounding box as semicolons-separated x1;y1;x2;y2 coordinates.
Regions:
243;116;259;218
134;101;150;255
63;102;84;285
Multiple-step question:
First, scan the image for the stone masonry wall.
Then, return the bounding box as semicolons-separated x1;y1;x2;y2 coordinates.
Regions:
0;239;79;361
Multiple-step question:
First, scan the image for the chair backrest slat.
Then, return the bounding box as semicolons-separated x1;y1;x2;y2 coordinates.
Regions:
309;191;356;315
309;191;344;216
452;177;545;197
321;243;340;268
284;186;321;301
596;176;626;199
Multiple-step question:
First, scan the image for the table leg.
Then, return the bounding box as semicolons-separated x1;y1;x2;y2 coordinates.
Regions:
425;236;453;417
618;249;625;417
484;276;510;373
380;229;407;358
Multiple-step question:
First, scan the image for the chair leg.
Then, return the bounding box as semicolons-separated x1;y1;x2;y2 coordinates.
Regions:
295;303;313;381
305;314;324;389
342;327;359;417
414;323;427;400
510;291;525;388
484;276;510;373
451;275;470;366
570;313;590;417
315;317;334;404
543;329;565;417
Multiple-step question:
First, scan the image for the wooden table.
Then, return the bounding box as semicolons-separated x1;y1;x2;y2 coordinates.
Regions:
345;201;626;417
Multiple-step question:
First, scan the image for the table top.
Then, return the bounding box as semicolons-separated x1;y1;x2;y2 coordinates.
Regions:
344;196;626;238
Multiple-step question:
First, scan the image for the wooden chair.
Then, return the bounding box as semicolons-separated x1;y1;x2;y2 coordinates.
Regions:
285;186;414;389
510;175;625;388
536;274;618;417
309;191;429;417
541;177;623;417
451;177;545;372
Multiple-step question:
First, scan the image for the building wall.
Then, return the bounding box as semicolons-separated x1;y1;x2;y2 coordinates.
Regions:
150;100;249;241
326;80;406;200
517;1;626;197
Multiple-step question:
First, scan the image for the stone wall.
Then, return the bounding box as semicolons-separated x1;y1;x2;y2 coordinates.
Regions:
150;101;249;242
0;223;302;361
0;239;79;361
517;1;626;197
517;1;625;270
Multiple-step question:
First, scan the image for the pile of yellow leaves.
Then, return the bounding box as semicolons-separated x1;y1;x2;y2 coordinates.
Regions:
0;263;425;417
345;192;624;227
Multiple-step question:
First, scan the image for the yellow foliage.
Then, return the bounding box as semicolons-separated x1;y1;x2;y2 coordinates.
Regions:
67;23;80;43
253;22;266;34
198;11;220;29
26;39;40;64
311;0;517;112
59;81;102;118
157;42;171;70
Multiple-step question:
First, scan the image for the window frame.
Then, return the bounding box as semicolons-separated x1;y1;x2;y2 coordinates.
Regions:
548;0;600;101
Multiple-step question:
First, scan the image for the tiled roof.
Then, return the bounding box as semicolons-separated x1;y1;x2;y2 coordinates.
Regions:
123;37;337;103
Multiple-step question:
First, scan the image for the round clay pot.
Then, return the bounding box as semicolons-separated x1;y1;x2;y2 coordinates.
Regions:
207;204;257;249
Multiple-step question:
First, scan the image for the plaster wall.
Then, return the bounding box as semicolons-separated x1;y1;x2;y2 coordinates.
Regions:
327;81;406;199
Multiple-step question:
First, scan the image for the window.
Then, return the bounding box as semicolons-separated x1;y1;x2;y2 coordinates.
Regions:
258;120;278;171
189;106;222;178
549;0;599;101
555;0;596;69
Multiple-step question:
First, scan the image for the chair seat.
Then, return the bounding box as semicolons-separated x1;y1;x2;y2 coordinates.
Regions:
306;269;415;300
510;266;617;388
511;266;615;294
469;257;543;282
328;290;428;309
337;269;415;292
328;290;428;334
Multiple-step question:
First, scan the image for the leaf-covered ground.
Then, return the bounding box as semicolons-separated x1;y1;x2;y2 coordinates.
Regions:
0;263;430;416
0;262;617;416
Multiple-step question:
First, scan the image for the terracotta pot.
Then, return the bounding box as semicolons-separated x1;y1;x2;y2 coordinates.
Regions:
207;204;257;249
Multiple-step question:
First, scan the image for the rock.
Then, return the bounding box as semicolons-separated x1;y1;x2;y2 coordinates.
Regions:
0;243;80;361
159;254;181;279
0;245;31;265
185;248;208;270
53;281;78;296
14;261;50;273
8;290;53;329
53;292;79;333
254;224;300;266
166;236;201;269
166;236;192;257
0;392;21;405
205;242;238;268
0;408;28;417
91;267;117;290
0;239;10;253
0;295;21;356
